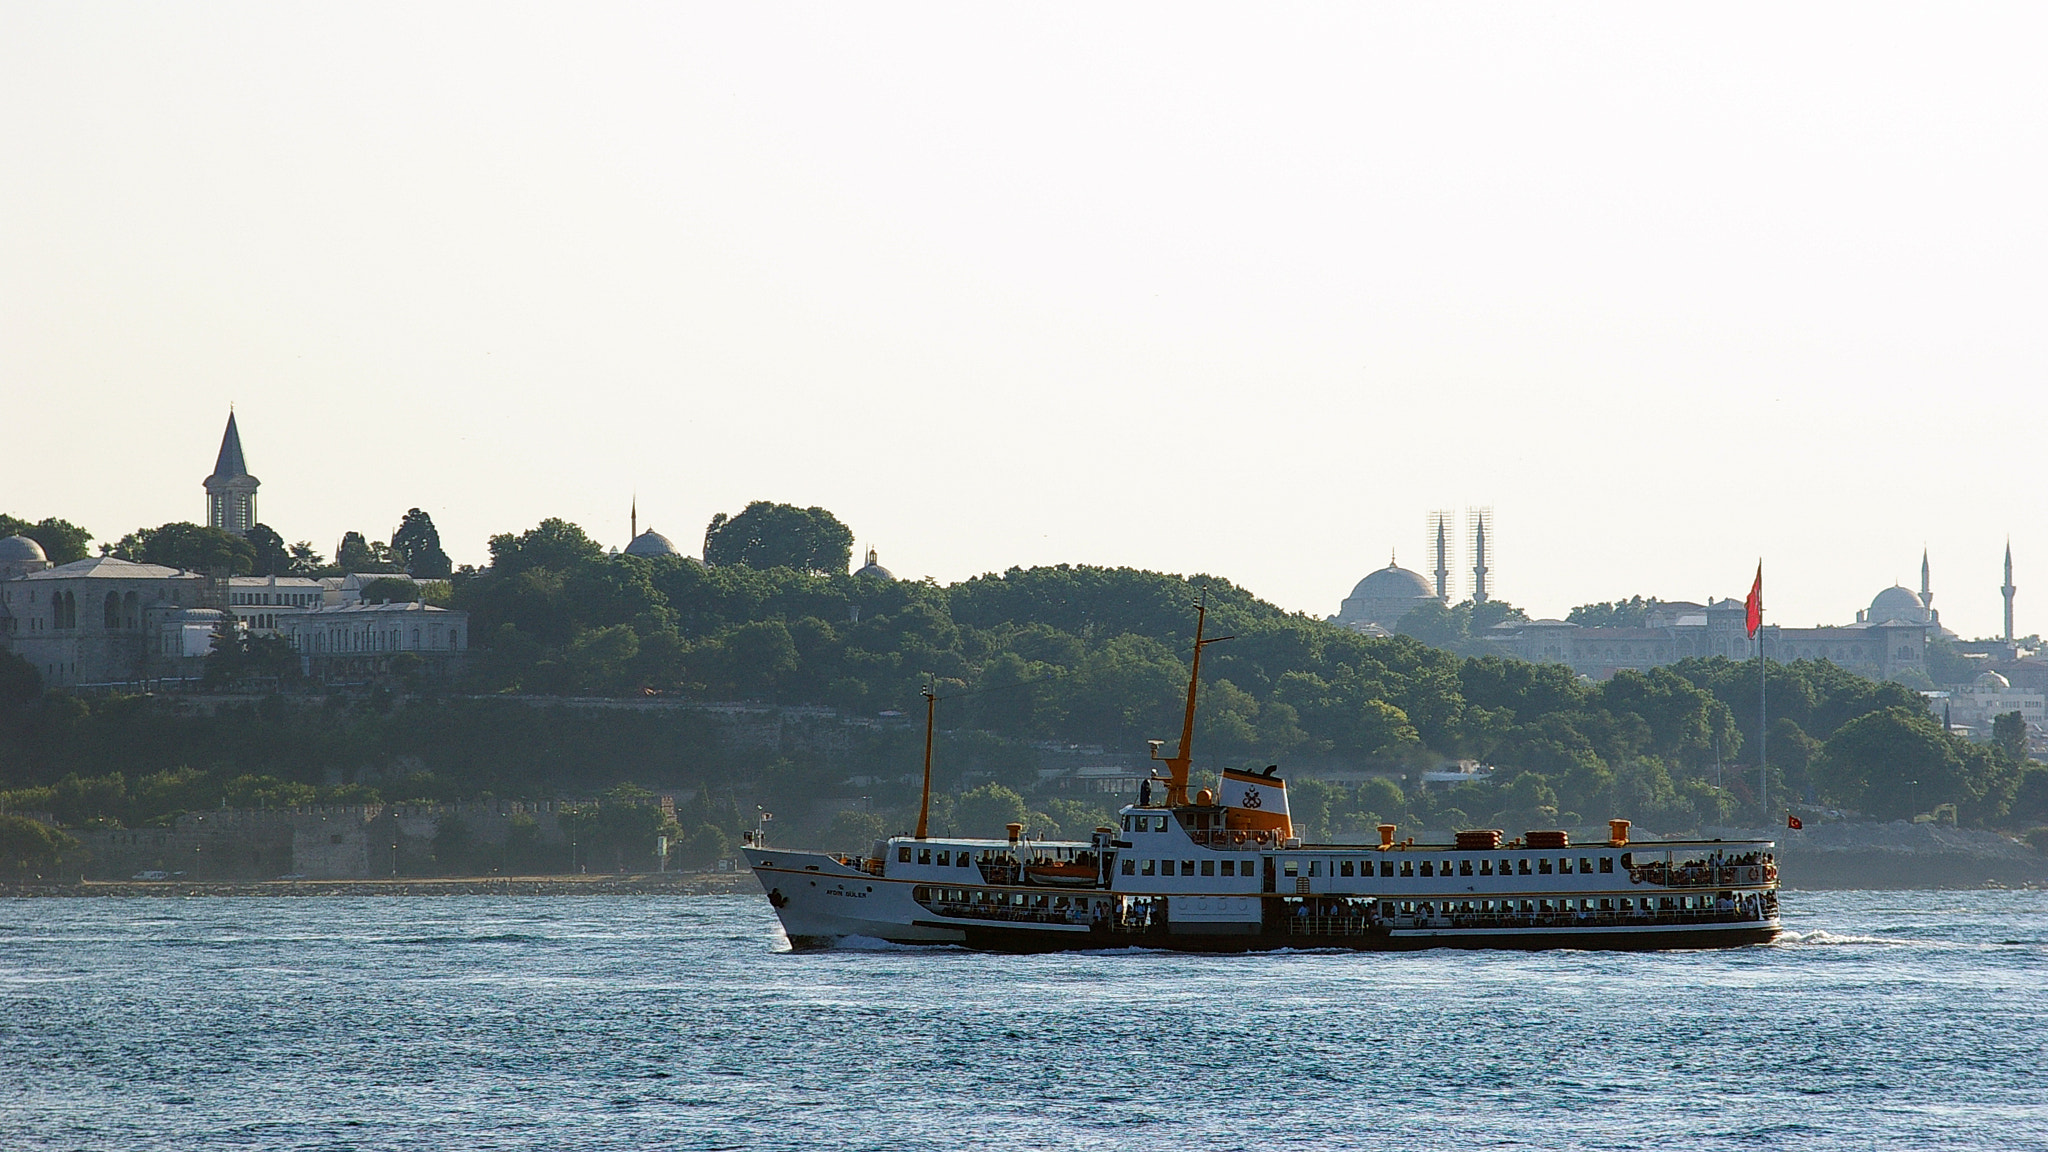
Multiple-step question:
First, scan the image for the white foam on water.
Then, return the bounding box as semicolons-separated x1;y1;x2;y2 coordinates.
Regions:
1772;929;1905;946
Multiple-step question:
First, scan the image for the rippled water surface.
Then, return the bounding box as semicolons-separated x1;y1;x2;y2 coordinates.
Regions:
3;891;2046;1150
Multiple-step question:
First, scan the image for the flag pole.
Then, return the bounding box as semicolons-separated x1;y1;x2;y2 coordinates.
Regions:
1759;621;1767;820
1745;560;1767;823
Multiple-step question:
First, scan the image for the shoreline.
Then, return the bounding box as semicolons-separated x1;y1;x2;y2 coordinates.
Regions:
0;872;757;898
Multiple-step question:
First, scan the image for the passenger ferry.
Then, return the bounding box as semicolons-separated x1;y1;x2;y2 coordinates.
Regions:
744;606;1780;952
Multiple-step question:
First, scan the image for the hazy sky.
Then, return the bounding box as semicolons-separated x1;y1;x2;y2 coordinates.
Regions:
3;4;2043;638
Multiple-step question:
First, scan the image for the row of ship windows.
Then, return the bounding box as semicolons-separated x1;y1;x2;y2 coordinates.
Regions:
1121;856;1618;878
899;846;976;867
1390;895;1727;915
915;888;1108;910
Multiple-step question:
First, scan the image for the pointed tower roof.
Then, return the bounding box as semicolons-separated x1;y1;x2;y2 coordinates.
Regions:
209;411;252;481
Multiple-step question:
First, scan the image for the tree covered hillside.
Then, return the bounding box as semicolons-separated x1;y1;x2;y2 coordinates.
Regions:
1;509;2040;849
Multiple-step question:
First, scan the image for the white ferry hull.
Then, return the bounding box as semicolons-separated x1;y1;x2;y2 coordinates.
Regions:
746;849;1779;953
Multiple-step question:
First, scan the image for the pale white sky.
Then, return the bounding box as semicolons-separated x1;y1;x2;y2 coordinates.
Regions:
2;4;2042;638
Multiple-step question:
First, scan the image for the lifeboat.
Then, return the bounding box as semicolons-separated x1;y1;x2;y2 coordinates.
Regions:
1023;860;1098;887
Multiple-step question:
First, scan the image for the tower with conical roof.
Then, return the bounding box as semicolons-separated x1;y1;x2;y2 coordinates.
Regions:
203;410;260;536
1920;548;1933;612
2003;541;2017;643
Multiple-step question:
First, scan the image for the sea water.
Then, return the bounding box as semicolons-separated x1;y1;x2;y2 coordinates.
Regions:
1;891;2044;1150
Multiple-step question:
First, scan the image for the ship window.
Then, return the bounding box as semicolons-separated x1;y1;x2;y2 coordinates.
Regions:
959;855;972;868
1538;859;1553;874
935;851;949;866
1122;816;1133;832
1201;860;1215;876
1181;860;1194;875
1660;897;1676;911
1142;860;1156;876
1418;861;1433;877
898;847;912;863
1381;861;1394;878
1340;860;1354;877
1479;860;1493;876
1518;860;1532;876
1580;858;1594;874
1308;860;1322;877
918;849;932;865
1600;898;1613;911
1121;860;1135;875
1399;861;1413;877
1220;860;1234;877
1459;860;1474;876
1283;860;1298;877
1558;858;1572;874
1599;857;1615;873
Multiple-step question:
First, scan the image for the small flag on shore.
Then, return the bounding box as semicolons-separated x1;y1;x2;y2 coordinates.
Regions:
1787;814;1803;830
1746;563;1764;639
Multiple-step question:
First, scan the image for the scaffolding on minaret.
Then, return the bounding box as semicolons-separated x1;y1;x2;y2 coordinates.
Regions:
1466;508;1494;604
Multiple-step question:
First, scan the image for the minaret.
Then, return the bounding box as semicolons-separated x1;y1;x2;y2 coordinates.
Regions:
1431;513;1450;601
631;496;638;542
1471;515;1490;604
2003;541;2017;643
1920;548;1933;612
203;410;259;536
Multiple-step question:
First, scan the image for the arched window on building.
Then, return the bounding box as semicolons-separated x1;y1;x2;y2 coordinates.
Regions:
124;592;138;629
104;591;120;629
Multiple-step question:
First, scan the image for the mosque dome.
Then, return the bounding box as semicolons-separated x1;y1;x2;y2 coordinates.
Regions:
1348;564;1436;602
0;535;47;564
1335;558;1443;630
854;548;896;580
1975;670;2011;691
1866;585;1931;625
623;529;680;559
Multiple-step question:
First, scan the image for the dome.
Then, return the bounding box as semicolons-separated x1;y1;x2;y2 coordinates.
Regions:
623;529;680;558
853;548;895;580
1335;558;1443;629
1867;585;1931;624
1348;563;1436;602
0;535;47;563
1975;670;2011;691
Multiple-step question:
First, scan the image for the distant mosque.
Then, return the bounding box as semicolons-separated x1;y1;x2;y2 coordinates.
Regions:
616;499;702;565
1332;510;1491;633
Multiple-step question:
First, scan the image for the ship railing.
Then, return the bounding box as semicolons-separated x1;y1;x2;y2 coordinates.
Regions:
916;898;1095;927
1633;863;1776;888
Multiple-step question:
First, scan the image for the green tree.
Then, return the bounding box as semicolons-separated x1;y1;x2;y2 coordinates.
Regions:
0;515;92;563
245;524;292;576
288;541;325;574
0;650;40;712
1993;711;2029;764
673;823;733;869
951;783;1029;837
825;809;889;848
486;518;606;577
1567;597;1667;628
107;522;255;574
703;502;854;574
391;509;453;578
360;577;420;604
338;532;402;573
1813;706;2011;821
0;813;77;878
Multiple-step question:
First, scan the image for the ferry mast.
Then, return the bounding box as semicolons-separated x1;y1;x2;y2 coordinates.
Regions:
1151;599;1232;807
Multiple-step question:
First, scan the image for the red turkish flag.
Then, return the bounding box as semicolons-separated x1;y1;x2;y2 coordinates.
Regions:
1745;563;1763;639
1787;814;1803;830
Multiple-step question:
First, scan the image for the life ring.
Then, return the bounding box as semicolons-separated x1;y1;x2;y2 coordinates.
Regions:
1629;868;1644;884
1743;866;1761;884
1232;831;1247;845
